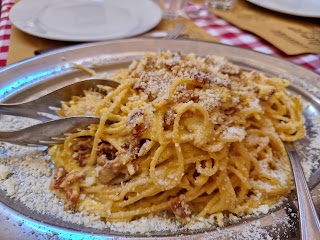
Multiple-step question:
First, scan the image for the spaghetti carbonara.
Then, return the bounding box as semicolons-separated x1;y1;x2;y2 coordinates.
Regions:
49;52;305;224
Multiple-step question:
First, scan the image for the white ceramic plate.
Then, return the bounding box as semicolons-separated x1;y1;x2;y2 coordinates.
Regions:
247;0;320;18
9;0;162;41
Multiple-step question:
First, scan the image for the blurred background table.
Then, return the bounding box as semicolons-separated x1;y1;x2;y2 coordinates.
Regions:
0;0;319;74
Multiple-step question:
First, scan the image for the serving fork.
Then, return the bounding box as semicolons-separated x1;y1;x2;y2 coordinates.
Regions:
0;79;119;121
0;79;119;146
0;116;100;146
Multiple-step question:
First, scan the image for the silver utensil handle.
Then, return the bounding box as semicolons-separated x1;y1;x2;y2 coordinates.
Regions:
0;117;100;146
287;150;320;240
0;104;35;118
0;104;52;121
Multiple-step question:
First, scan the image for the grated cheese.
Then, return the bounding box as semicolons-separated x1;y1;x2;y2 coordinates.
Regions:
0;164;10;180
0;66;319;238
221;127;246;142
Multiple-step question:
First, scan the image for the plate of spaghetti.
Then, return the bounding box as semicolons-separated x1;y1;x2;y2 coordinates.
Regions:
0;39;319;239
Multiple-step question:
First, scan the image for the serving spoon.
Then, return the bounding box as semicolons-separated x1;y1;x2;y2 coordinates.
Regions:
285;142;320;240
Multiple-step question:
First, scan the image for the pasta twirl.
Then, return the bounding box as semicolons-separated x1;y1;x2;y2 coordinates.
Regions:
49;52;305;224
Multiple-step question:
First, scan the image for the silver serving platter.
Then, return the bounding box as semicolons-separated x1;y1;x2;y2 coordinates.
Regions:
0;39;319;240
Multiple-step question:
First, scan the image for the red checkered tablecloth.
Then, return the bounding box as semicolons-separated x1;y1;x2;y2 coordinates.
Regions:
190;13;320;74
0;0;319;74
0;0;13;67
